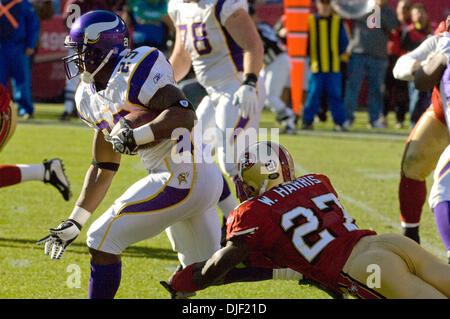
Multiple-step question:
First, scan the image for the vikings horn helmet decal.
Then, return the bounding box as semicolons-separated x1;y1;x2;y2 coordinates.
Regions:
63;10;129;83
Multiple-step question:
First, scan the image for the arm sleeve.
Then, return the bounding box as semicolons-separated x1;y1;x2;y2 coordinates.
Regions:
74;86;99;130
227;205;272;251
220;0;248;24
393;36;439;81
128;49;176;107
25;3;41;49
167;0;177;23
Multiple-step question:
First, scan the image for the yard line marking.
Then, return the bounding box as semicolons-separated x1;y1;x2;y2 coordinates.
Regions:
294;162;446;259
289;130;408;142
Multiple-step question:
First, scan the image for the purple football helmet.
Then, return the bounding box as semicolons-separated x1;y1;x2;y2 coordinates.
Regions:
63;10;129;82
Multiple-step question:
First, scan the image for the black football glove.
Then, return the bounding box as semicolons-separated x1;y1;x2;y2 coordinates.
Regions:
105;117;138;155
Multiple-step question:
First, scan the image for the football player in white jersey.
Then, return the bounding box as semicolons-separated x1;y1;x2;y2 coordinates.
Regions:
167;0;265;221
429;144;450;264
36;10;224;299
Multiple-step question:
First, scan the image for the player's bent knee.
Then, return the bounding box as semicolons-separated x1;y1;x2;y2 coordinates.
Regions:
89;248;121;265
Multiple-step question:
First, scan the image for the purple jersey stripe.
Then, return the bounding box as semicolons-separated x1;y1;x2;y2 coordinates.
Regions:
127;49;159;107
119;185;190;215
438;160;450;179
215;0;244;72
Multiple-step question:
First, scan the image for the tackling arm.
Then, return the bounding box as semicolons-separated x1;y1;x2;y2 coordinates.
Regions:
167;237;251;293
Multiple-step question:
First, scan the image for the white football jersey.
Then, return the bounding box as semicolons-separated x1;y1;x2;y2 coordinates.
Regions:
429;144;450;209
168;0;248;88
75;46;196;171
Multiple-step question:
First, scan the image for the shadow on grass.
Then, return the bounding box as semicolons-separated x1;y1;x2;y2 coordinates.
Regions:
0;237;178;261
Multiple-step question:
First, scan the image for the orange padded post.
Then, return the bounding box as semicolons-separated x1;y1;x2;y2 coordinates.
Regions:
283;0;310;114
287;34;308;57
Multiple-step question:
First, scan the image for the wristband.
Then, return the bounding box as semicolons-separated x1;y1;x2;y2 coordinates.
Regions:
242;73;258;87
133;124;155;145
68;206;91;227
170;264;202;292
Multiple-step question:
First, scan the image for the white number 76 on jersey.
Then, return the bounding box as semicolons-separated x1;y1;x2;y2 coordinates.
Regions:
281;193;358;262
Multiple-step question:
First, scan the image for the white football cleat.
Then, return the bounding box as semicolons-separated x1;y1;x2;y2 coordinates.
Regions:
43;158;72;201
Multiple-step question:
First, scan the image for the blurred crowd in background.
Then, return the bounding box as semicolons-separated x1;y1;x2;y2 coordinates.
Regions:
0;0;449;130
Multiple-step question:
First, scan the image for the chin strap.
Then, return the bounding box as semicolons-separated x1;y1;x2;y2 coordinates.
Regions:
81;49;114;84
258;180;269;196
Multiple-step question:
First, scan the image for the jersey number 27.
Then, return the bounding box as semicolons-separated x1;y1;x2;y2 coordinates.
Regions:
281;193;358;262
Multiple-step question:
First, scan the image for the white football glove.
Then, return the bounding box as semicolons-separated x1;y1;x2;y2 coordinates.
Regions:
436;35;450;64
232;74;259;119
36;220;81;260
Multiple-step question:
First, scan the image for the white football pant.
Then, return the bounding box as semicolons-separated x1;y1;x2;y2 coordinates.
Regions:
196;76;265;177
87;157;223;267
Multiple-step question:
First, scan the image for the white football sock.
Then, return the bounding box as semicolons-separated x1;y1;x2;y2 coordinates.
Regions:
17;164;45;182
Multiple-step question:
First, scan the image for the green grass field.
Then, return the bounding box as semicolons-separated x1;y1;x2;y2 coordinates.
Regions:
0;104;446;299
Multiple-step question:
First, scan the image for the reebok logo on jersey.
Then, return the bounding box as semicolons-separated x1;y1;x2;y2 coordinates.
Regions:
153;73;162;84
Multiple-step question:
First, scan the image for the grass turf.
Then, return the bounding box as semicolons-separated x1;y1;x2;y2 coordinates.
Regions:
0;103;445;299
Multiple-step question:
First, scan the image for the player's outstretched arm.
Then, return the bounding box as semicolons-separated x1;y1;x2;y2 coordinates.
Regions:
37;130;121;260
161;237;251;297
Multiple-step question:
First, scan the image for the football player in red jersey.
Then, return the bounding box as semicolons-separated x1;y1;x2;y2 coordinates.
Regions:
0;83;71;200
393;16;450;244
161;142;450;299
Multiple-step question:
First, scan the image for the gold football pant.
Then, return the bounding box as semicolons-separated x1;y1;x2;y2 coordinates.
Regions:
341;233;450;299
401;110;449;181
399;110;450;226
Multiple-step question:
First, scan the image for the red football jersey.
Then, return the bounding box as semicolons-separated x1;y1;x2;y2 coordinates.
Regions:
226;174;376;291
430;86;445;126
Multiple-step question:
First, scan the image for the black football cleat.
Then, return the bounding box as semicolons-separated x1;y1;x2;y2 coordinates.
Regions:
402;226;420;244
43;158;72;201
